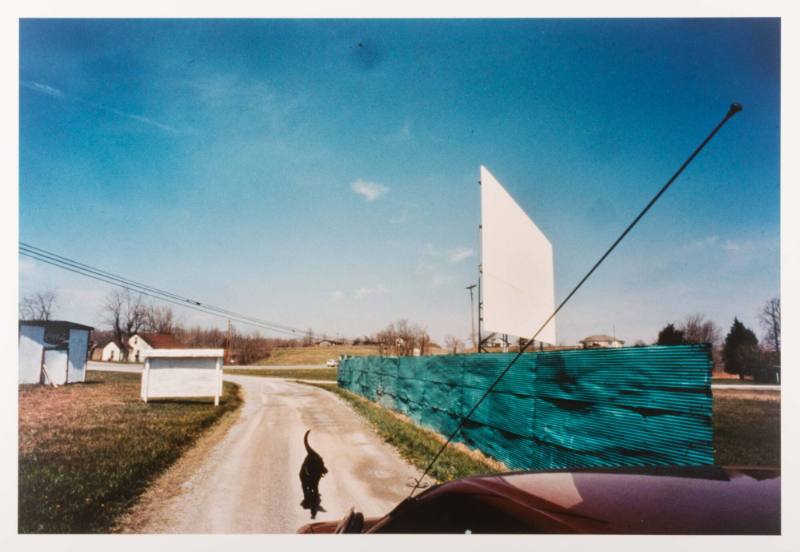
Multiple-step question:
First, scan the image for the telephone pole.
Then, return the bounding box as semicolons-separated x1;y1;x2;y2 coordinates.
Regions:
466;284;477;351
226;319;232;364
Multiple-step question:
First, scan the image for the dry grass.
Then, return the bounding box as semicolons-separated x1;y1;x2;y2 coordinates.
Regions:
257;345;449;365
19;370;242;533
224;367;337;380
257;345;381;365
713;390;780;467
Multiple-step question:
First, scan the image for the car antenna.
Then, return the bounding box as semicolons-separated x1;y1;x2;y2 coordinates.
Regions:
408;103;743;497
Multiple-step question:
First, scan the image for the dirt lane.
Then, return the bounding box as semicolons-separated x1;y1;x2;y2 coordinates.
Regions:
118;375;420;533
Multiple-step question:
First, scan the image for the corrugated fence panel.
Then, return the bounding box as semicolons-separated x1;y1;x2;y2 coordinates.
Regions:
337;344;712;471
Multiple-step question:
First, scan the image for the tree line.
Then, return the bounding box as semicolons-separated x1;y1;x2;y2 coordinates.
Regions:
92;290;312;364
19;286;779;374
655;297;780;382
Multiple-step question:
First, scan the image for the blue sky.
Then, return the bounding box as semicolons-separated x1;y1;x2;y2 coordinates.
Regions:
18;18;780;345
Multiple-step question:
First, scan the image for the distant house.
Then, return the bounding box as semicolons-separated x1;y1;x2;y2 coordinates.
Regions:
95;339;123;361
580;334;625;349
318;340;333;347
19;320;93;384
487;336;506;348
128;332;185;362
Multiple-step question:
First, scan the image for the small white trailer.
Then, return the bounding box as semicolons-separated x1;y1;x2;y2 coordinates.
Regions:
141;349;225;405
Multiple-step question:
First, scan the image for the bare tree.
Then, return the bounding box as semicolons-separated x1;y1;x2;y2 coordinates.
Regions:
444;335;464;355
414;325;431;355
373;319;432;356
759;297;780;354
143;303;180;334
374;322;396;355
678;314;723;372
19;290;58;321
102;290;147;360
680;314;721;346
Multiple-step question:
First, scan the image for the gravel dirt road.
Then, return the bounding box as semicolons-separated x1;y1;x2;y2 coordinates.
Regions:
117;375;421;534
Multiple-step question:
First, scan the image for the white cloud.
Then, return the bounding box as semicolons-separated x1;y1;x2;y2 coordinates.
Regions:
352;179;389;202
20;80;176;133
107;109;176;132
447;247;475;263
721;240;753;252
329;290;346;302
353;284;387;299
22;81;65;98
431;274;455;288
684;235;773;255
684;235;719;250
389;211;407;224
332;284;388;301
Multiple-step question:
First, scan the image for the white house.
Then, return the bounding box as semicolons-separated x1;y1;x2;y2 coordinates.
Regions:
579;334;625;349
128;333;185;362
100;340;123;361
19;320;93;384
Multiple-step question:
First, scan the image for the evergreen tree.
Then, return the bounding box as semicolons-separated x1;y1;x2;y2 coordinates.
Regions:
656;323;685;345
722;317;760;379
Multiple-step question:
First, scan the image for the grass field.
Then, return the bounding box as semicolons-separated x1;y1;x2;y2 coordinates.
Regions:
713;390;780;467
225;367;337;380
711;378;778;385
257;345;449;365
19;371;242;533
257;345;380;365
306;383;502;482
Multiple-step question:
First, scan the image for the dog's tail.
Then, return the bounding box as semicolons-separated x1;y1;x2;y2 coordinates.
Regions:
304;429;313;454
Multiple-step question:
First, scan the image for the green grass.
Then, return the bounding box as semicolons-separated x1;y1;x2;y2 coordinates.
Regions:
305;383;500;482
19;370;243;533
713;393;780;467
225;368;337;380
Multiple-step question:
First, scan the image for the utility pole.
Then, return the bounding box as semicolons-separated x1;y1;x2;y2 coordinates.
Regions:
226;319;232;365
466;284;477;351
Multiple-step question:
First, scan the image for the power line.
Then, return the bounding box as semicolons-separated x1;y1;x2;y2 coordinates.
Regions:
20;247;301;337
20;242;308;335
19;243;342;340
408;102;743;496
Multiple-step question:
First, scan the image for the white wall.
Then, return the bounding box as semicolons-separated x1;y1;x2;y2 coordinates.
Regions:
43;349;69;385
19;325;45;384
141;351;224;405
68;329;89;382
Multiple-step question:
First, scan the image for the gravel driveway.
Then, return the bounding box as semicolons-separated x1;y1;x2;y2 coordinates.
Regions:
117;375;421;533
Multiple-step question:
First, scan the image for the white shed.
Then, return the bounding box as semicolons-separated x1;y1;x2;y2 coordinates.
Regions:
19;320;93;385
141;349;225;405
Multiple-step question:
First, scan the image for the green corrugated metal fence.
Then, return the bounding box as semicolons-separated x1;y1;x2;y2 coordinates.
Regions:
338;345;713;470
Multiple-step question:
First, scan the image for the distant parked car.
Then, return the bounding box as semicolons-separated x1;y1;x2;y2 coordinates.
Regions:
298;466;780;534
326;359;339;368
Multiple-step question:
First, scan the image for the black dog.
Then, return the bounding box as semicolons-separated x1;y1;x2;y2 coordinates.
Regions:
299;430;328;519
